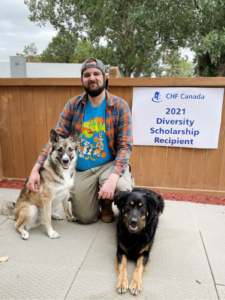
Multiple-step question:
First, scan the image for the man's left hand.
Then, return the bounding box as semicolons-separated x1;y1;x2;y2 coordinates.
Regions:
98;173;119;200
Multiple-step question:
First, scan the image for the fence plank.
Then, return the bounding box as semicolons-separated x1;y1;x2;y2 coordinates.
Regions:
20;87;37;176
2;77;225;87
108;86;117;96
165;147;180;188
70;87;84;98
191;149;207;189
116;87;126;102
0;87;14;177
33;87;48;156
153;146;167;187
45;87;59;134
58;87;71;114
116;87;132;108
217;125;225;190
129;146;141;185
8;87;26;178
124;87;133;109
140;146;154;186
116;87;133;117
221;91;225;126
204;125;225;190
178;148;194;189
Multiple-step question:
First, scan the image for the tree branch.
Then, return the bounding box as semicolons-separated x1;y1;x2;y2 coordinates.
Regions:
134;47;150;77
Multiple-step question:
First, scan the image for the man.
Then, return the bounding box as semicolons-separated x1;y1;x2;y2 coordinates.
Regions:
27;57;134;223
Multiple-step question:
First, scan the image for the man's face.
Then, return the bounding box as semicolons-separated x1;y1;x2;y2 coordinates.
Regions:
82;62;107;97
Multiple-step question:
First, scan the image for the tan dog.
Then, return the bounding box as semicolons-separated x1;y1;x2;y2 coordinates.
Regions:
1;129;78;240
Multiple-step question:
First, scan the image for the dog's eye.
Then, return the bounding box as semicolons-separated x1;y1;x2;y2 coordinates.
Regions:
68;147;73;152
58;148;63;152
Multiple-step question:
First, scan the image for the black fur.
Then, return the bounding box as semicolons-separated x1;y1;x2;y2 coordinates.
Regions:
115;188;164;265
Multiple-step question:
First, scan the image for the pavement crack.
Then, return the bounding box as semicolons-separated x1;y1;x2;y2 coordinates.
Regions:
64;221;102;300
199;231;220;300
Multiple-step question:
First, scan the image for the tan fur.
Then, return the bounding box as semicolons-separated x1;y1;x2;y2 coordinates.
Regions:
139;243;150;255
123;213;130;229
117;255;128;293
14;206;31;233
137;215;146;233
119;242;128;254
129;256;144;295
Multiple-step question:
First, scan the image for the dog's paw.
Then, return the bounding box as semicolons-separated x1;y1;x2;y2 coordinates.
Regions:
21;230;29;240
48;231;60;239
51;214;63;220
117;277;129;294
67;216;78;222
129;279;142;295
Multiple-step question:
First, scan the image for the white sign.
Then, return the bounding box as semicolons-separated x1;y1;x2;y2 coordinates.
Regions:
132;87;224;148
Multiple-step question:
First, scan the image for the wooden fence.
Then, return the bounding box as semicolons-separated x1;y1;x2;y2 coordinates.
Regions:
1;77;225;196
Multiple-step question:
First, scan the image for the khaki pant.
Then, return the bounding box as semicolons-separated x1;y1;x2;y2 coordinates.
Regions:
69;161;134;224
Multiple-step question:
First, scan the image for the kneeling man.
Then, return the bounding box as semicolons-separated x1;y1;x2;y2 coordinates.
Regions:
27;57;134;223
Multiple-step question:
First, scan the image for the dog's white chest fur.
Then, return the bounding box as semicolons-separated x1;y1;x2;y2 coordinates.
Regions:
51;170;74;207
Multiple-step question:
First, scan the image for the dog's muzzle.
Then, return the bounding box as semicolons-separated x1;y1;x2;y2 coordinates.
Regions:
128;215;139;233
61;154;71;169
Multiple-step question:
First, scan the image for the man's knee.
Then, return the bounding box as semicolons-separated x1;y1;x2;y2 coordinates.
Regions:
69;193;99;224
116;180;133;192
75;211;99;224
115;165;134;192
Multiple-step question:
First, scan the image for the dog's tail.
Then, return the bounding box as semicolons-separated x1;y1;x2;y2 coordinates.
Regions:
1;202;15;220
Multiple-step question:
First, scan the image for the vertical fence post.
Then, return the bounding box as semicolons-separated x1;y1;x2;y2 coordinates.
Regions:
108;66;119;78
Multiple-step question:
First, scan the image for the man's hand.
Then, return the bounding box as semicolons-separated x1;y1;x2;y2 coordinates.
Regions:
26;163;42;192
98;173;119;200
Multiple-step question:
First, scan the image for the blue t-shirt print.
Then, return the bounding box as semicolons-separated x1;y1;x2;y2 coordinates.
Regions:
76;96;115;171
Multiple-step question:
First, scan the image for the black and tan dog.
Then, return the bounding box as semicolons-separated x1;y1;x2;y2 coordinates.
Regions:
1;129;78;240
114;188;164;295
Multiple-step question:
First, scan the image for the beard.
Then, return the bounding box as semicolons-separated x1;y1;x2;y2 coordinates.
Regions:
83;77;106;97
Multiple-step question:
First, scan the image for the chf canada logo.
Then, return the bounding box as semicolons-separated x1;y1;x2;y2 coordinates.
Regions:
152;91;163;103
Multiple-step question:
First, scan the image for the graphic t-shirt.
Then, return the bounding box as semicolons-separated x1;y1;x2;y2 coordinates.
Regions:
76;96;115;171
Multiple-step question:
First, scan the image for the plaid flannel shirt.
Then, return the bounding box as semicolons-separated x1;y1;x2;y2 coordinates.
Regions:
37;91;133;176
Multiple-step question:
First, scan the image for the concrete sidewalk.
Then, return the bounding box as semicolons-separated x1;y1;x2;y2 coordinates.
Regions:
0;188;225;300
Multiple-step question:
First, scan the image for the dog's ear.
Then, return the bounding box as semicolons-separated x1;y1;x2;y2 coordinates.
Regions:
144;194;159;218
50;130;59;145
69;130;79;144
138;188;164;216
145;190;164;215
114;191;130;211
